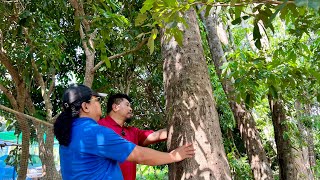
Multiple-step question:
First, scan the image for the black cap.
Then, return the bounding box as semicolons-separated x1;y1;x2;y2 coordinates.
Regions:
62;84;107;110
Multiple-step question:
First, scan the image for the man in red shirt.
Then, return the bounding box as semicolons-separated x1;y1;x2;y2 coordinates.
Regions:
98;93;167;180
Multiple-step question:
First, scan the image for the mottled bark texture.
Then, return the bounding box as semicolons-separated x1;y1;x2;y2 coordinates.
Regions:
269;97;310;180
162;8;231;180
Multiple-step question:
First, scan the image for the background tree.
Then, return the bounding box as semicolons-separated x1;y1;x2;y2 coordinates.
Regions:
197;5;273;179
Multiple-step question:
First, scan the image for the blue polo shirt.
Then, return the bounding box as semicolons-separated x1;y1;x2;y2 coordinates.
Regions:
59;117;136;180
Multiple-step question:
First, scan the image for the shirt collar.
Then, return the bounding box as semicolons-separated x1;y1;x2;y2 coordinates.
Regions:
106;116;122;127
73;117;97;125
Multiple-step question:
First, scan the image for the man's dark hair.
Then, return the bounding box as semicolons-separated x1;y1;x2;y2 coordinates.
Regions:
107;93;132;113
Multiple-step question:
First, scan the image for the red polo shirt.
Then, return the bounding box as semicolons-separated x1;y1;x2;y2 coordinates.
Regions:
98;116;154;180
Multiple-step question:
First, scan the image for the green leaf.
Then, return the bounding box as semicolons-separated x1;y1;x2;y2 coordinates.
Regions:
74;17;80;31
301;43;310;54
105;0;119;11
151;28;158;39
288;51;297;61
317;93;320;102
253;23;262;49
267;0;288;30
147;37;155;55
310;69;320;81
283;132;289;141
231;17;241;25
173;29;183;46
242;16;250;20
163;0;176;7
135;13;148;26
136;33;145;39
205;5;211;17
245;93;252;108
231;16;250;26
235;6;243;20
141;0;156;13
102;54;111;68
269;85;278;99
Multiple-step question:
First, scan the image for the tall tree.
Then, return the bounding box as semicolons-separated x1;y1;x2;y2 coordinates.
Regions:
268;98;309;179
162;8;231;179
197;5;274;180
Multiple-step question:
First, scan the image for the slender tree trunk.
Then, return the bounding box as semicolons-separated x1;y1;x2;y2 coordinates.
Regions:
31;58;61;179
268;97;309;180
16;85;29;180
198;5;273;180
32;121;60;180
305;104;316;169
162;8;231;180
17;116;30;180
295;102;315;179
0;54;30;179
68;0;96;87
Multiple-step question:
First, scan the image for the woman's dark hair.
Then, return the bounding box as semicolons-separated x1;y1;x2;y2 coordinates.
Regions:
54;100;89;146
106;93;132;113
54;84;94;146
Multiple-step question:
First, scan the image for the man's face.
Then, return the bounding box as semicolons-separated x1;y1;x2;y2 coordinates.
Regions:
115;98;133;120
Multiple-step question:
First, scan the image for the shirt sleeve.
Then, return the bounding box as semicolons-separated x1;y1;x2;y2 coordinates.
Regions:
84;126;136;163
134;127;154;146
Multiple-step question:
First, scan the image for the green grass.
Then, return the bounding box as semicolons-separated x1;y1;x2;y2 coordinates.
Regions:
136;165;168;180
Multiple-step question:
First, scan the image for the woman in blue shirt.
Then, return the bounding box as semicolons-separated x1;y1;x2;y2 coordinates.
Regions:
54;84;195;180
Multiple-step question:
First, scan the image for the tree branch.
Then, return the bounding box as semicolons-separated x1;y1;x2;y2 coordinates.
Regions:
31;58;54;122
0;29;3;51
31;59;46;96
0;83;18;109
0;51;22;87
48;71;56;97
92;38;148;72
0;105;53;127
22;27;55;122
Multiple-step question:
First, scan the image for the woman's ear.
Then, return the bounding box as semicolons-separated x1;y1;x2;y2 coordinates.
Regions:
81;102;90;113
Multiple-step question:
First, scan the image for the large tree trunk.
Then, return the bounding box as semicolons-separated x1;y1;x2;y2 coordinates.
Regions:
197;6;273;180
162;8;231;180
268;97;309;180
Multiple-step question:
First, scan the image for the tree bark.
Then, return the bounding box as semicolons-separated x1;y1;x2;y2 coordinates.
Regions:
68;0;96;87
295;102;315;180
29;41;61;179
162;8;231;180
305;104;316;169
268;97;309;180
197;5;274;180
0;52;30;180
16;116;30;180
